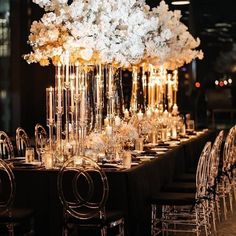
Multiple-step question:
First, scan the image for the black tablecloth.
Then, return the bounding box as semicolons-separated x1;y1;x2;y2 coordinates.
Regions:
13;130;215;236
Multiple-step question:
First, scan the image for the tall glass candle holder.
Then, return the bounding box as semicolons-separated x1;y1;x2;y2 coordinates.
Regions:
46;87;55;151
94;64;104;132
55;64;64;151
106;64;115;124
130;67;144;114
69;72;75;141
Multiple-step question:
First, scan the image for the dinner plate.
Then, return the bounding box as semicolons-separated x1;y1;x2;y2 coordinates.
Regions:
8;157;25;162
150;147;168;152
13;161;42;169
131;162;139;166
132;150;145;155
99;163;124;169
136;155;156;160
165;141;180;146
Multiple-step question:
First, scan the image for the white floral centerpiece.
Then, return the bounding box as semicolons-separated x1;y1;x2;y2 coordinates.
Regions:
24;0;159;67
147;0;203;69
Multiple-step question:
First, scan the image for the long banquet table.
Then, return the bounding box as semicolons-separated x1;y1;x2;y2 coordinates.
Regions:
12;130;215;236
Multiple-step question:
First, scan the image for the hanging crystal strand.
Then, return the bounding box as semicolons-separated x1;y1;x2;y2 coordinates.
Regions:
142;66;148;109
74;62;80;155
46;87;55;151
130;66;138;113
69;67;75;142
160;65;167;112
148;64;156;111
64;51;70;144
167;73;172;111
130;66;145;114
86;66;96;133
154;68;160;109
172;69;178;106
106;64;115;124
78;66;87;155
94;64;104;131
55;63;64;155
113;68;124;117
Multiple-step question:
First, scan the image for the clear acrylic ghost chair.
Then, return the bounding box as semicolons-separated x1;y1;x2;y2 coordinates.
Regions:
219;125;236;220
0;159;34;235
57;155;124;236
205;130;224;232
150;142;211;236
0;131;14;160
15;127;30;157
34;124;48;161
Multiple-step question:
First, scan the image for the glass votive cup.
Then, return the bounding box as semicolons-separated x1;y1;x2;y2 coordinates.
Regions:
135;138;144;151
161;128;168;141
122;151;131;169
25;147;35;163
186;120;195;132
42;152;53;169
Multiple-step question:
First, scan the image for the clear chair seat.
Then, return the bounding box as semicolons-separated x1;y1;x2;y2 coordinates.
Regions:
150;192;196;206
0;208;34;223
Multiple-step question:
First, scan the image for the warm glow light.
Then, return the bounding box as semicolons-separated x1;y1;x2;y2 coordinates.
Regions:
215;80;219;86
219;81;224;87
228;78;232;84
171;0;190;5
224;80;228;85
195;82;201;88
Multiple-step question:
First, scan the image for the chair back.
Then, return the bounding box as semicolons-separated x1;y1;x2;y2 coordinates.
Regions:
35;124;48;159
0;159;16;212
196;141;212;199
223;125;236;171
207;130;224;186
57;155;109;220
0;131;14;159
16;127;30;157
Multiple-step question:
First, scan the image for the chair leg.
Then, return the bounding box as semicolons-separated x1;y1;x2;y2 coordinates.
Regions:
101;226;107;236
195;209;200;236
7;224;14;236
211;201;217;234
118;219;125;236
215;196;221;222
151;204;157;236
229;187;234;213
222;191;228;220
202;205;209;236
233;180;236;203
162;205;166;236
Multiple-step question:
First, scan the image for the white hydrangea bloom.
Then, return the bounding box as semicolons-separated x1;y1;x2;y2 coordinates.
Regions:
25;0;203;67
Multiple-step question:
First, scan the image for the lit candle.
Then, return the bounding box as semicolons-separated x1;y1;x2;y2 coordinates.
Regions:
104;117;109;126
96;66;101;106
172;104;178;116
80;87;86;123
108;66;112;96
163;110;168;117
70;74;75;111
154;108;159;116
105;125;112;136
75;62;79;95
57;63;62;110
137;110;143;121
115;116;121;126
65;51;70;84
146;109;152;118
49;87;53;121
124;109;129;119
171;126;177;139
